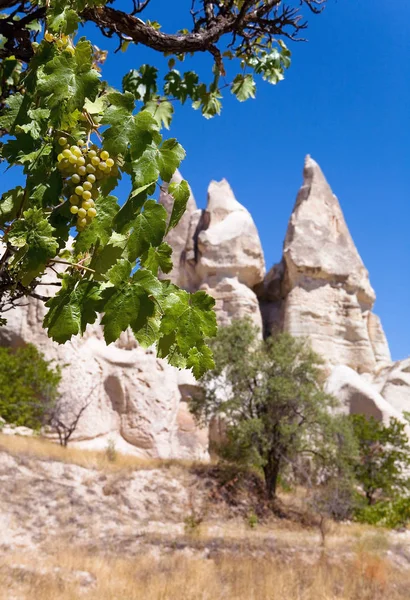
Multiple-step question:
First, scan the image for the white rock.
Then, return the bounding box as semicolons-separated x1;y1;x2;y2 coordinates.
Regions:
372;358;410;414
159;170;197;286
326;365;409;430
261;156;391;374
196;179;265;288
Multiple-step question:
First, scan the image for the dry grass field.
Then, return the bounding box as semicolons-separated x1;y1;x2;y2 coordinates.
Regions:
1;432;410;600
1;545;409;600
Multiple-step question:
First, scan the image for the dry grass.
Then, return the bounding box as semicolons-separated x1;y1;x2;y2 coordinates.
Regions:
0;432;199;473
0;545;409;600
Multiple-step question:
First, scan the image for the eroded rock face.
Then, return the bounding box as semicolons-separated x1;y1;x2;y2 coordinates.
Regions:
259;156;391;374
161;177;265;328
326;365;408;427
372;359;410;414
0;286;207;460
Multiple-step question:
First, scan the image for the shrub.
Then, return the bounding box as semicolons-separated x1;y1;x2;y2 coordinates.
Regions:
0;344;61;429
349;415;410;505
354;497;410;529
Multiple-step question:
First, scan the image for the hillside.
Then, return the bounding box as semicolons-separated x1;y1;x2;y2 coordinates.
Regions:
1;434;410;600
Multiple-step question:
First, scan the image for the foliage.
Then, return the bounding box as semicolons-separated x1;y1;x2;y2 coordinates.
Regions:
349;414;410;506
0;343;61;429
190;319;349;499
354;497;410;530
0;1;326;378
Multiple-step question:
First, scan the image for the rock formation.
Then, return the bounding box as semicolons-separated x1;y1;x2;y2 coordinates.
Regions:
0;280;207;459
258;156;391;374
0;158;409;455
161;177;265;329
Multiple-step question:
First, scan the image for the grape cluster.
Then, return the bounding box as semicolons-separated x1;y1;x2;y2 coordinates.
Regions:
56;137;116;232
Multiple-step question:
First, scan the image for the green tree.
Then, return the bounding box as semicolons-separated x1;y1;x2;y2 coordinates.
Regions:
0;343;61;429
190;319;349;500
349;414;410;506
0;1;327;379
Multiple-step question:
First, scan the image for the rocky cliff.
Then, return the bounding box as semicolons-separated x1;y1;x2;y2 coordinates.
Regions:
0;158;408;455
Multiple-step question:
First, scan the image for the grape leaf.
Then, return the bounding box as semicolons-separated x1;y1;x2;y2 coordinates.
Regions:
187;344;215;378
145;98;174;130
122;65;158;102
231;74;256;102
160;289;217;354
101;93;160;156
141;242;173;275
48;2;79;34
167;179;190;232
157;139;185;182
44;275;102;343
130;144;160;189
8;208;59;285
100;260;160;343
0;93;24;131
0;186;25;227
128;200;168;261
89;232;128;279
37;40;100;113
75;195;120;253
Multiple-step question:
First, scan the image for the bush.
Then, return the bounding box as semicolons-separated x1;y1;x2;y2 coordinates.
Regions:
354;497;410;529
349;414;410;505
0;344;61;430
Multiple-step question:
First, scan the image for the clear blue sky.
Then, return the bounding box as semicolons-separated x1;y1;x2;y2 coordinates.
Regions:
2;1;409;360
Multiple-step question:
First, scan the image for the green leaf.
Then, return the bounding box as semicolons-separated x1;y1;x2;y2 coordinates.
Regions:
160;289;217;355
101;94;160;156
84;95;107;115
145;98;174;130
113;183;154;234
0;93;24;132
44;275;102;343
128;200;168;261
8;208;59;285
167;179;190;232
157;139;185;182
122;65;158;102
37;39;100;114
48;3;79;34
100;261;158;344
141;242;173;275
187;344;215;378
75;195;120;254
90;232;128;279
164;70;199;104
193;87;222;119
0;186;25;226
231;74;256;102
130;144;160;189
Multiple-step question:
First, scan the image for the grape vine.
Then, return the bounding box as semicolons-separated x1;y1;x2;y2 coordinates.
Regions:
0;1;325;378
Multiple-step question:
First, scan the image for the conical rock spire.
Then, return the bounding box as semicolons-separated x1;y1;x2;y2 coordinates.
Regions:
260;156;391;373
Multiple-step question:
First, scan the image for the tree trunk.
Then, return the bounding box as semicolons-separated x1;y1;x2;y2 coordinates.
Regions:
263;455;281;501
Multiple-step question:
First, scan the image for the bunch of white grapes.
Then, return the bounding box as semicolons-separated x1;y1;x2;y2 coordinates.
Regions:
56;136;117;232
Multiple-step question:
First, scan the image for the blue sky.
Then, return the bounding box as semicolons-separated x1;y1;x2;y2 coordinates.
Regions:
2;1;409;360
